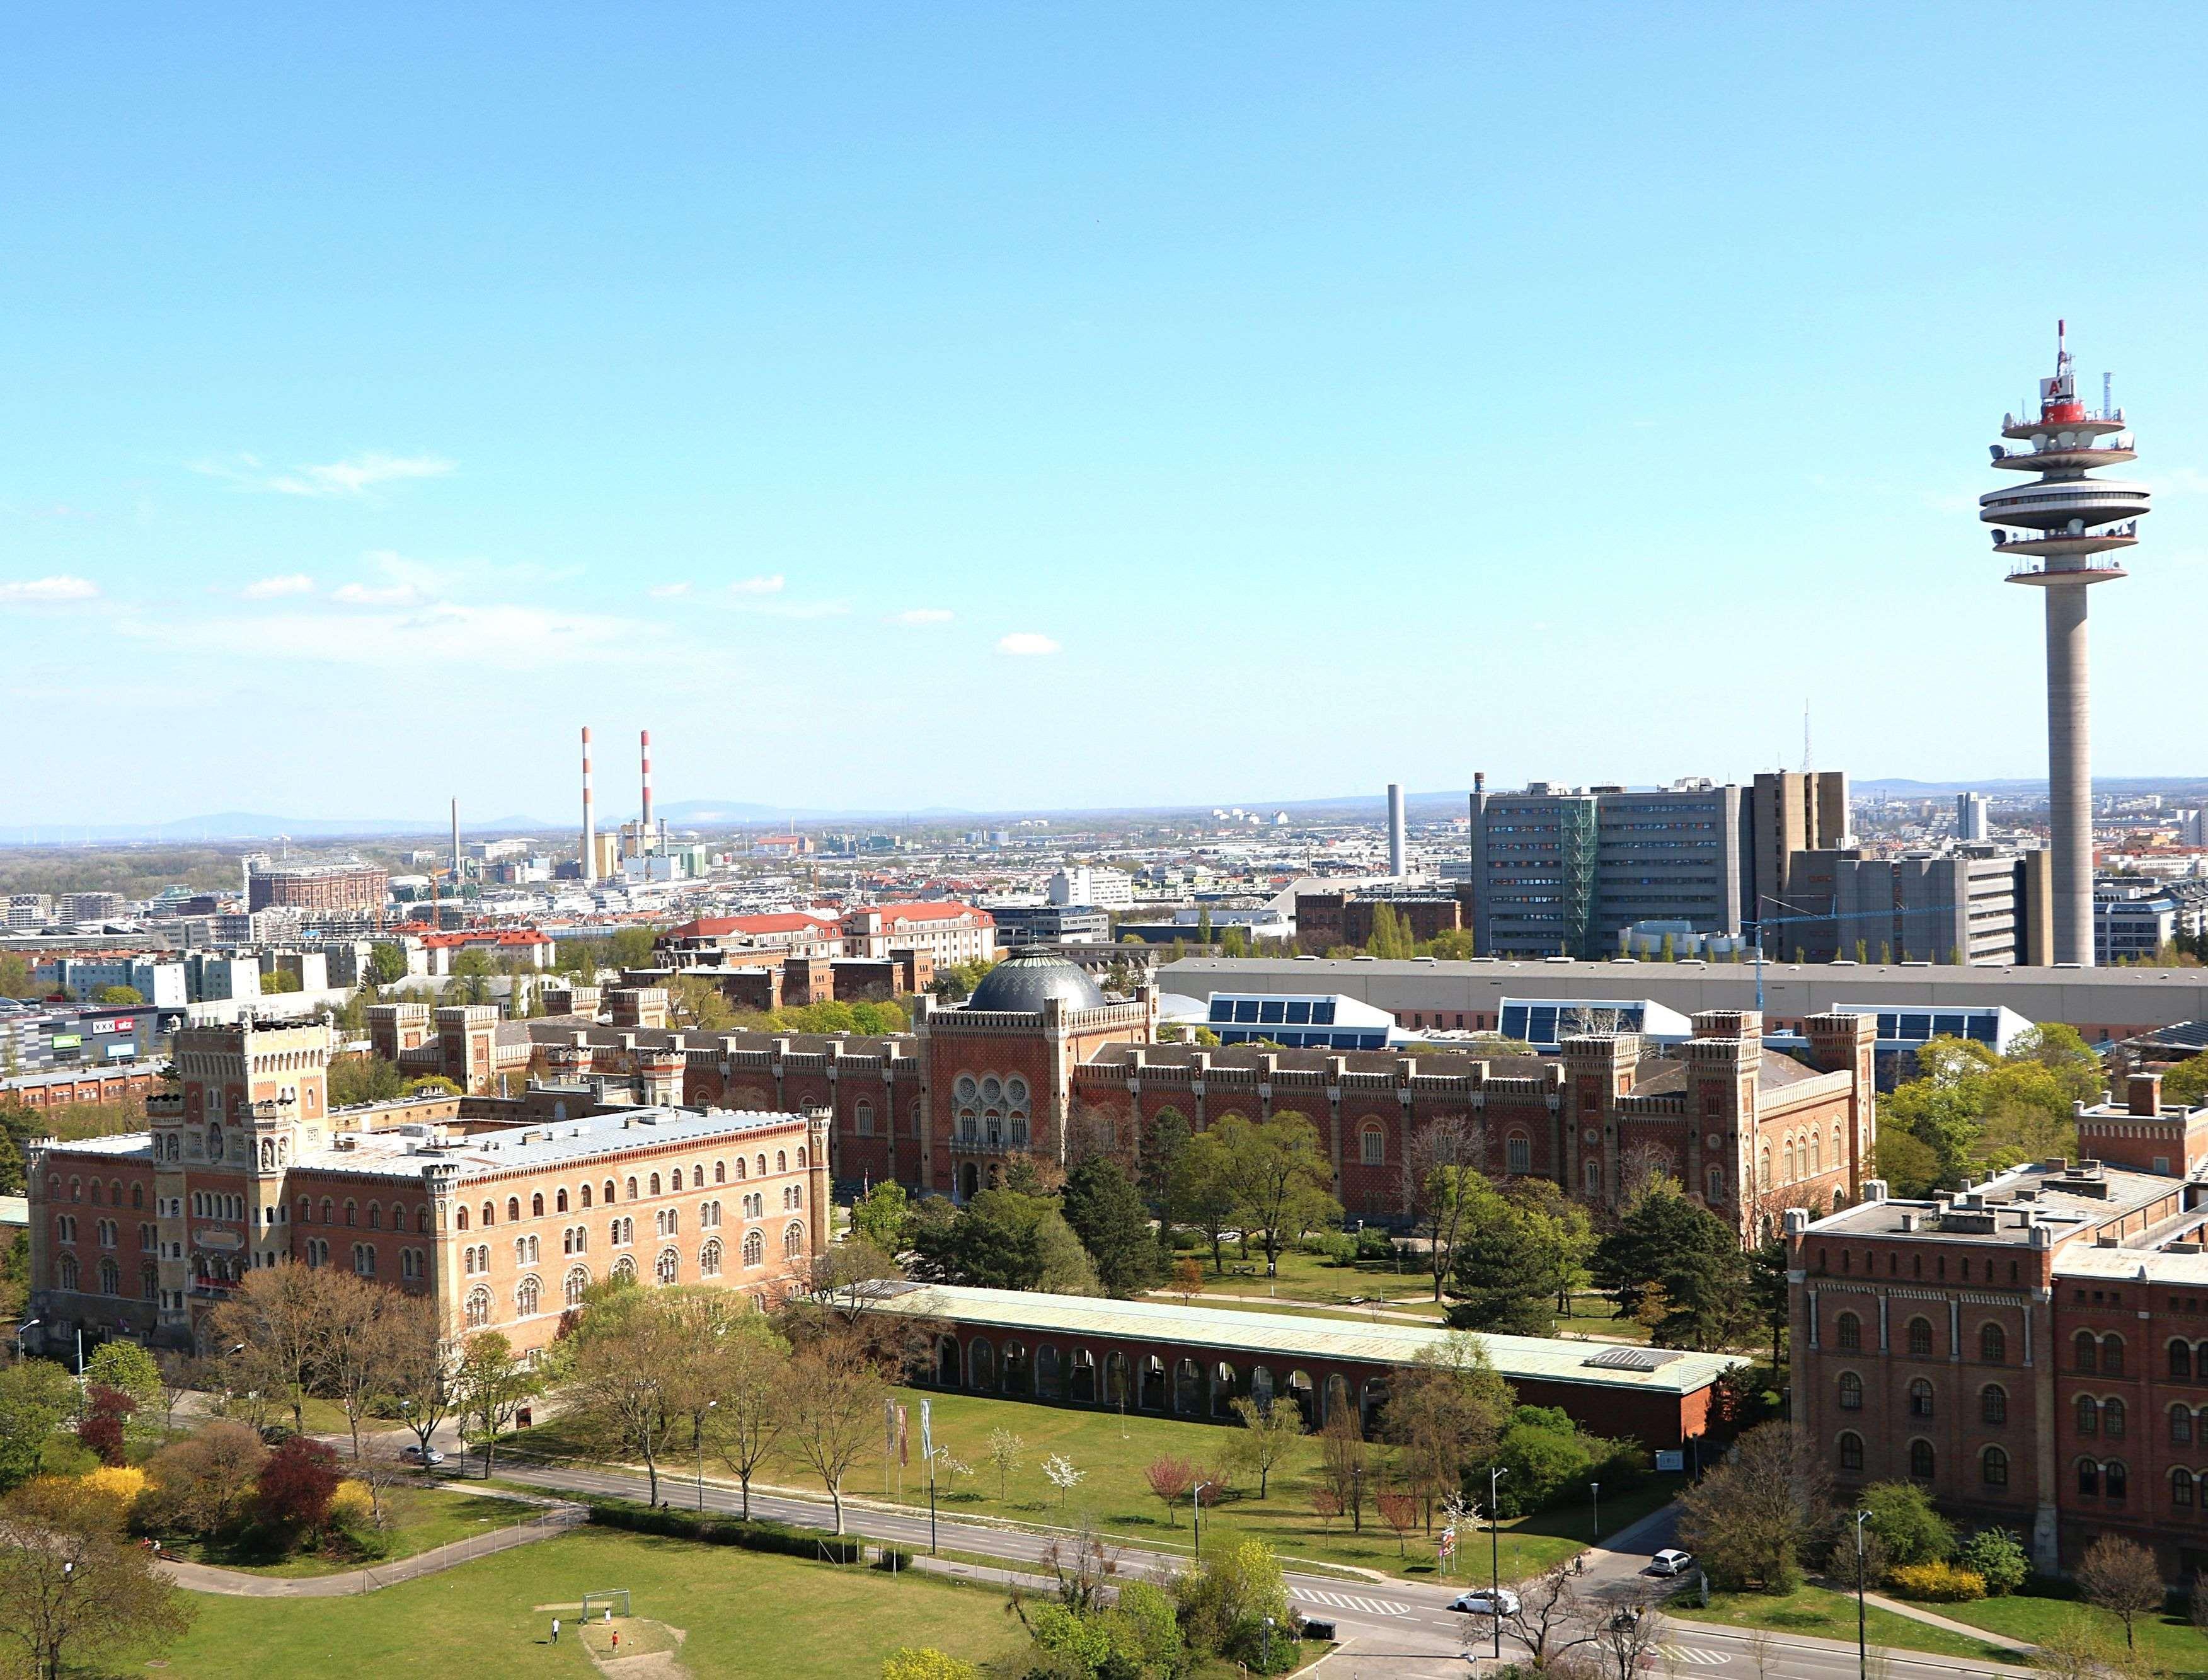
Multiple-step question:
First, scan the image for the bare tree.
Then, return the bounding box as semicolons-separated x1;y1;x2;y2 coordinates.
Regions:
0;1476;193;1680
1402;1114;1487;1301
321;1272;405;1478
781;1329;885;1534
1745;1624;1778;1680
141;1422;267;1535
1587;1582;1668;1680
1499;1562;1593;1669
382;1295;463;1461
2032;1613;2148;1680
1676;1421;1831;1592
1226;1395;1304;1499
1617;1142;1679;1214
153;1351;205;1434
2076;1534;2165;1652
710;1316;792;1520
207;1264;338;1438
1036;1521;1121;1614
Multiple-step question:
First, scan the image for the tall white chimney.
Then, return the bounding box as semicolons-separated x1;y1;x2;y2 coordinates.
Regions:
640;728;654;851
1387;783;1406;877
450;797;461;881
581;726;597;883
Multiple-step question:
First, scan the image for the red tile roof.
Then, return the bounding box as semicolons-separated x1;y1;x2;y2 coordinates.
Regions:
665;913;837;940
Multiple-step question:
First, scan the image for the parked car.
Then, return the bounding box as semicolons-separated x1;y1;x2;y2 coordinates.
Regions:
1449;1589;1521;1616
400;1444;447;1467
1648;1549;1694;1577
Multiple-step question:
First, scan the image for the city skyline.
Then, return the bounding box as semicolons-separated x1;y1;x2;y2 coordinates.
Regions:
6;8;2207;824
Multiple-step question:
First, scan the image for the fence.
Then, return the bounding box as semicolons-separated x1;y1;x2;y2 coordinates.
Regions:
354;1504;585;1594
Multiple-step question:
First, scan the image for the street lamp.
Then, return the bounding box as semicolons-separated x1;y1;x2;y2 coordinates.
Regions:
698;1400;718;1510
1853;1508;1871;1680
1262;1616;1275;1669
13;1319;38;1359
1192;1482;1210;1560
1489;1466;1510;1659
1590;1480;1601;1546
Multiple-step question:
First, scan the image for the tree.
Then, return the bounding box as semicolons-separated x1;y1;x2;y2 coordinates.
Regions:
850;1180;913;1255
77;1384;135;1466
1385;1333;1514;1528
93;983;144;1006
382;1295;463;1463
209;1263;338;1438
1505;1177;1596;1315
2033;1616;2149;1680
883;1652;982;1680
1592;1184;1754;1350
1497;1562;1594;1670
319;1270;408;1483
1175;1129;1241;1273
1319;1407;1368;1533
141;1422;267;1537
452;1332;538;1480
909;1189;1098;1295
258;967;302;994
83;1341;161;1411
1144;1456;1197;1526
561;1279;693;1506
0;1475;192;1680
1215;1112;1340;1278
1376;1488;1420;1556
1447;1179;1562;1335
984;1428;1026;1502
709;1313;792;1520
256;1437;342;1535
1170;1257;1204;1305
1226;1395;1304;1499
781;1330;884;1533
1175;1536;1293;1666
1958;1528;2031;1597
1403;1115;1486;1302
1860;1480;1953;1568
0;1361;79;1492
1060;1156;1160;1298
1588;1582;1667;1680
1676;1422;1830;1592
367;942;409;985
2076;1534;2165;1650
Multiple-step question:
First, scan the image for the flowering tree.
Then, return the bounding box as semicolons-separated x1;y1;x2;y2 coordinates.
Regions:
986;1429;1026;1502
1041;1454;1084;1509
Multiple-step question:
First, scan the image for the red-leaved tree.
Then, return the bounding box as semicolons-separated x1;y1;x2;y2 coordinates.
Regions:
1144;1457;1197;1528
77;1384;137;1467
256;1437;342;1534
1377;1490;1422;1558
1313;1488;1343;1531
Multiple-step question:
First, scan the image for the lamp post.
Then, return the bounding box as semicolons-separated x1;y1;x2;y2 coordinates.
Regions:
1192;1482;1210;1560
13;1318;38;1360
1853;1508;1871;1680
1489;1466;1510;1659
1590;1480;1601;1546
1351;1462;1362;1534
1262;1616;1275;1670
698;1400;717;1510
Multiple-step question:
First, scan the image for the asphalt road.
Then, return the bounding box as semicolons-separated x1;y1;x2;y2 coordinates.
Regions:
475;1454;2035;1680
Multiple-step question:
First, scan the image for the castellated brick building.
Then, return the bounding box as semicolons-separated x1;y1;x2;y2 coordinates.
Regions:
1790;1073;2208;1580
24;1016;824;1364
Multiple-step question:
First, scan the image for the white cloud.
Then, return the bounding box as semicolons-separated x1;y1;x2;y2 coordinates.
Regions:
0;575;100;602
333;582;422;607
117;598;647;673
728;574;785;595
241;573;316;599
892;608;954;625
192;451;454;497
649;582;693;599
998;632;1061;657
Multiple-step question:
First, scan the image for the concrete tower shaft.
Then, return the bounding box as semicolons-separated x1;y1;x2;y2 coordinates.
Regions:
1981;323;2149;967
581;726;597;883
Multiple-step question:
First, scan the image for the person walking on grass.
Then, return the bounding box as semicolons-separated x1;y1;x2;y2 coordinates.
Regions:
551;1618;560;1644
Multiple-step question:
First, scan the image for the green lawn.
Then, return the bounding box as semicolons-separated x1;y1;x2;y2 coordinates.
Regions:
1670;1584;2022;1664
156;1523;1327;1678
513;1384;1678;1583
1162;1244;1435;1308
163;1487;532;1578
157;1526;1035;1678
1935;1588;2208;1676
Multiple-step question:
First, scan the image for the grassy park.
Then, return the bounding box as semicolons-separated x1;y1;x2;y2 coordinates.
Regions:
162;1486;538;1578
508;1381;1677;1582
1670;1583;2023;1664
1935;1586;2208;1676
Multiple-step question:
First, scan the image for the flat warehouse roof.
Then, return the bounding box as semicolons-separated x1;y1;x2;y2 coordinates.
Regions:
870;1284;1742;1396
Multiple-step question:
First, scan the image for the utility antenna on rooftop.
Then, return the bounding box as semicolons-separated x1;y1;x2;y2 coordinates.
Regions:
1802;701;1812;774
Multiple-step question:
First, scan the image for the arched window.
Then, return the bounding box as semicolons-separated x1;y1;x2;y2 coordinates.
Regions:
556;1188;569;1213
655;1248;679;1286
1808;1131;1822;1175
2078;1395;2100;1435
1505;1132;1531;1175
1783;1139;1796;1182
1836;1312;1861;1351
670;1168;683;1192
855;1101;874;1137
580;1183;592;1209
517;1276;541;1316
2176;1469;2197;1509
2196;1340;2208;1374
2076;1330;2099;1373
626;1177;638;1201
2078;1458;2101;1497
2173;1340;2194;1381
506;1197;521;1223
650;1173;662;1197
2104;1397;2127;1439
776;1150;788;1173
1839;1432;1863;1473
344;1200;358;1227
1908;1440;1935;1482
481;1200;495;1228
604;1179;617;1204
1982;1446;2009;1488
464;1287;491;1328
1982;1384;2008;1426
456;1205;469;1231
2171;1405;2195;1446
565;1266;589;1308
1757;1143;1771;1189
98;1257;120;1295
743;1231;764;1267
783;1221;803;1260
2105;1459;2128;1503
321;1197;335;1224
755;1154;766;1178
418;1207;431;1233
296;1196;311;1223
532;1192;544;1217
1907;1317;1933;1359
1908;1378;1934;1418
57;1254;78;1291
1839;1372;1863;1410
700;1240;722;1277
2103;1336;2126;1378
1981;1323;2006;1364
714;1160;725;1183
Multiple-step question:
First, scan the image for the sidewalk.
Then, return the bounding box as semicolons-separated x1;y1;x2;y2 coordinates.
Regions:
1858;1586;2034;1656
155;1500;586;1598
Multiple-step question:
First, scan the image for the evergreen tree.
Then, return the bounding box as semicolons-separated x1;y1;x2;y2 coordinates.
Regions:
1444;1184;1559;1335
1060;1157;1161;1298
1592;1186;1754;1350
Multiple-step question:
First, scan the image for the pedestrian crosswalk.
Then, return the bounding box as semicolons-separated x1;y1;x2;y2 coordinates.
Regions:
1292;1587;1414;1618
1652;1645;1731;1666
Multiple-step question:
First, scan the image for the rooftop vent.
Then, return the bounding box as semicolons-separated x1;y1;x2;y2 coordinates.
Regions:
1580;1346;1684;1371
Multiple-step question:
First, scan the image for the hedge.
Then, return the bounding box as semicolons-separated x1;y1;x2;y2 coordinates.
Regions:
580;1493;867;1564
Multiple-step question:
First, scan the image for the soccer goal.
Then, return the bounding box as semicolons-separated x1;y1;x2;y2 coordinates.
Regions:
582;1589;631;1623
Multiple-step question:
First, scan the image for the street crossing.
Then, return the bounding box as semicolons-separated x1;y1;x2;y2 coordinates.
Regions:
1292;1587;1415;1619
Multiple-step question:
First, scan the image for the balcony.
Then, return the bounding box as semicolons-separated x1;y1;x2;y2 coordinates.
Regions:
948;1126;1030;1154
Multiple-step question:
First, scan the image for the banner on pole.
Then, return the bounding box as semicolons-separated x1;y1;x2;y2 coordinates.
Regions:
897;1404;909;1466
921;1399;933;1464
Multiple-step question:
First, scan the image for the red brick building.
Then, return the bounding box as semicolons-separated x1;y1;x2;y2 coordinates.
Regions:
1789;1073;2208;1579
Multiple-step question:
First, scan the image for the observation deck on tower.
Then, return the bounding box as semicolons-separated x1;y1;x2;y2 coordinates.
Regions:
1981;322;2149;585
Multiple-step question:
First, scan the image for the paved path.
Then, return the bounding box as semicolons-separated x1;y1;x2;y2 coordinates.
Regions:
154;1497;586;1597
1860;1587;2032;1654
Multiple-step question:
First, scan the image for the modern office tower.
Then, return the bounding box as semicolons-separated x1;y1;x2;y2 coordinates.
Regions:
1958;791;1992;843
1745;770;1851;924
1981;323;2149;965
1386;783;1406;877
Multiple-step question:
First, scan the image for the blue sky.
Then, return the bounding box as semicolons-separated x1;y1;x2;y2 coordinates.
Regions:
4;5;2205;826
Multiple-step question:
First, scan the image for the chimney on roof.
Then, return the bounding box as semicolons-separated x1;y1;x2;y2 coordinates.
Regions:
2129;1073;2164;1117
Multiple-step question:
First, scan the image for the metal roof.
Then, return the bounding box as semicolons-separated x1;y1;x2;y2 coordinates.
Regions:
870;1284;1741;1395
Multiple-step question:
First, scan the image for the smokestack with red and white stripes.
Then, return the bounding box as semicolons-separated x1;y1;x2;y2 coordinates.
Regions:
581;725;597;882
640;729;654;844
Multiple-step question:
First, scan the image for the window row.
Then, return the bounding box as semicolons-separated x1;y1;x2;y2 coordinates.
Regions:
294;1196;427;1232
457;1228;802;1327
449;1149;805;1230
1831;1313;2008;1364
1837;1374;2010;1425
52;1255;159;1299
52;1176;146;1208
